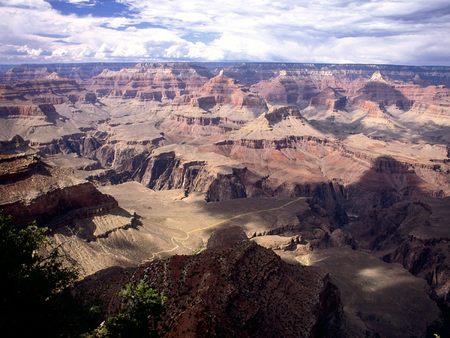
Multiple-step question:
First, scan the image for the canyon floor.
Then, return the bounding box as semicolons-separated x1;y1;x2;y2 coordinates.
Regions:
56;181;440;336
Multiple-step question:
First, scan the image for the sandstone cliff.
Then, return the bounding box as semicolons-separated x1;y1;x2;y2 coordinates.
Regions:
0;153;117;227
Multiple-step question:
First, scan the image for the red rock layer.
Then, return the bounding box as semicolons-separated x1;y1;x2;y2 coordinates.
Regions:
88;63;208;101
193;71;267;112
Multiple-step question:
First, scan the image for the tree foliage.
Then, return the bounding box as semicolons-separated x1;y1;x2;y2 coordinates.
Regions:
0;214;78;337
0;214;166;337
95;281;166;338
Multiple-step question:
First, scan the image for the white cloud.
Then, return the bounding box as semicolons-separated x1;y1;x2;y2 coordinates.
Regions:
17;45;43;56
0;0;449;64
52;48;69;57
0;0;50;9
64;0;96;6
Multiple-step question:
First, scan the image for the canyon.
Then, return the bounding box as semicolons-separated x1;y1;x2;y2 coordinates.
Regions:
0;62;449;337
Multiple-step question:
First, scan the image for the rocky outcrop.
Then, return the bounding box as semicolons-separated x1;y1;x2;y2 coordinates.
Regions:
310;87;347;111
0;104;57;120
357;100;388;118
32;131;164;181
132;227;343;337
172;114;220;127
34;132;89;155
0;76;94;105
264;105;305;124
354;80;413;111
138;150;250;201
2;182;118;227
251;72;319;106
193;70;267;116
398;84;450;125
205;169;248;201
383;236;450;305
357;101;399;129
0;63;137;82
379;220;450;330
0;154;118;227
222;63;450;87
74;227;344;337
308;181;349;226
160;114;244;142
0;153;40;182
350;198;450;312
1;78;81;97
0;135;31;154
88;63;208;101
217;135;331;151
94;140;163;173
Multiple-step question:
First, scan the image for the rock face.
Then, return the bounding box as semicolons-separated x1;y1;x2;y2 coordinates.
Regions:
193;70;267;116
309;87;347;111
220;63;450;87
0;153;117;227
384;236;450;307
0;76;94;104
137;146;252;201
128;227;344;337
398;84;450;126
354;80;412;111
356;100;400;130
88;63;209;101
355;198;450;307
0;63;138;82
251;71;319;106
0;103;64;123
0;135;31;154
344;195;450;314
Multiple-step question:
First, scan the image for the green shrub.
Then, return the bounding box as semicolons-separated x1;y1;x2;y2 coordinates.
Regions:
0;214;79;337
95;281;166;338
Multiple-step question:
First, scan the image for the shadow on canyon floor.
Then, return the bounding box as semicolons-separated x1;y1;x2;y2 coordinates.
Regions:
310;115;450;145
74;154;449;336
196;155;437;232
54;206;140;243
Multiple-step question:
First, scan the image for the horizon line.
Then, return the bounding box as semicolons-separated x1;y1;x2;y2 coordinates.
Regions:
1;60;450;69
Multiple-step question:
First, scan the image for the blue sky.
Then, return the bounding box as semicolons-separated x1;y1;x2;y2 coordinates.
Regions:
0;0;449;65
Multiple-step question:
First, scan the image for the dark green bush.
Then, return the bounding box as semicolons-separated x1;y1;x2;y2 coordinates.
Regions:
0;214;80;337
95;280;166;338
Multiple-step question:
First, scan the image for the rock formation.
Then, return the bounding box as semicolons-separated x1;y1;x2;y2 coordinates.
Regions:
1;62;449;336
88;63;208;102
79;227;344;337
0;152;117;227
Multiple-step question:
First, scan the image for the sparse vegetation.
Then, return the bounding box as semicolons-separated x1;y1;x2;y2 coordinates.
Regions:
0;214;167;337
94;281;166;338
0;214;79;336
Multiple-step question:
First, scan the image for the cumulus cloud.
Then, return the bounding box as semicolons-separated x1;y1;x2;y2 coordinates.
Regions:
17;45;43;56
0;0;449;64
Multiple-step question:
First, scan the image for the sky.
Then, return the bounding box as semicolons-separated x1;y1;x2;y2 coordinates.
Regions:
0;0;449;65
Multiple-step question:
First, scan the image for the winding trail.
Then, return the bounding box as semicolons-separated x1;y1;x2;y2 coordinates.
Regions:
143;197;305;263
294;254;330;266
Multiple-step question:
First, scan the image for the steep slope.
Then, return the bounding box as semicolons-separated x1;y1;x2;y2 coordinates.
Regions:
136;144;256;201
0;151;117;227
354;78;412;111
79;227;344;337
250;70;319;106
230;105;327;140
356;100;401;130
192;70;267;120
